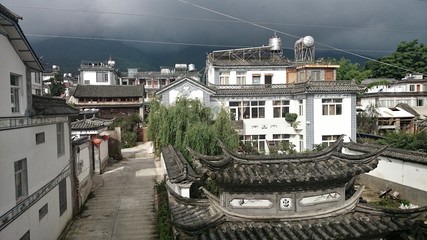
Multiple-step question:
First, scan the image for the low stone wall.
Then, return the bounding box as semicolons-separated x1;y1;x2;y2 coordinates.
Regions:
356;174;427;206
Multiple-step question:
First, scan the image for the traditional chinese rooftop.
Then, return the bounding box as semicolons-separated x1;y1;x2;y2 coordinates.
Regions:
165;137;427;239
32;95;79;116
71;117;114;131
189;136;384;190
161;145;200;184
169;187;427;240
73;85;144;98
212;80;364;97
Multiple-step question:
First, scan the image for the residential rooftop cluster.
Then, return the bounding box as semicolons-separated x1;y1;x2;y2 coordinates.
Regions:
1;3;427;240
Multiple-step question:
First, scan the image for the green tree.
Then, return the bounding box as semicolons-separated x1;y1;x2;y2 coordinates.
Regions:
365;40;427;79
335;58;371;83
49;73;65;96
147;98;239;159
377;131;427;152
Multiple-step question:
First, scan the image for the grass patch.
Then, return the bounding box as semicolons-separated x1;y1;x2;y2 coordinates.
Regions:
155;181;173;240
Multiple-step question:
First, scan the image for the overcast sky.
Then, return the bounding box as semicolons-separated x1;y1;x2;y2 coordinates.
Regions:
4;0;427;58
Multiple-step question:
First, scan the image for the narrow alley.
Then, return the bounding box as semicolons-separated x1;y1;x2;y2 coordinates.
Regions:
64;143;159;240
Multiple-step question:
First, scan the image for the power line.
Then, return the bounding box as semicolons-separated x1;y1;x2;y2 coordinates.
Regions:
7;4;427;35
27;33;397;54
178;0;426;75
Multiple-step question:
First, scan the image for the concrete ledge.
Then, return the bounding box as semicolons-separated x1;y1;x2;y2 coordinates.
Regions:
356;174;427;206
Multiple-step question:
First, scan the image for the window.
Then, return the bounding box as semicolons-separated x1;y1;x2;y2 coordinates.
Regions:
36;132;45;145
11;74;20;113
219;71;229;85
298;100;304;116
311;71;321;80
250;101;265;118
236;71;246;85
57;123;65;156
417;99;423;106
39;203;48;220
96;72;108;82
15;159;28;202
240;135;266;153
229;101;265;119
20;230;30;240
34;72;41;83
265;75;272;86
322;135;340;147
299;135;304;152
322;99;342;115
272;134;291;146
59;179;67;216
409;85;415;92
252;74;261;84
273;100;290;118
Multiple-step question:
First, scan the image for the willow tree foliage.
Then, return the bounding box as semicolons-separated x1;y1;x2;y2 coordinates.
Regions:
147;98;239;160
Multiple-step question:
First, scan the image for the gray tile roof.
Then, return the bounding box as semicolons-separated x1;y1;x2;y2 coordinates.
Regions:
174;210;427;239
32;95;79;116
344;141;427;165
189;137;384;188
213;80;364;97
73;85;144;98
168;186;427;239
161;145;200;184
71;117;113;130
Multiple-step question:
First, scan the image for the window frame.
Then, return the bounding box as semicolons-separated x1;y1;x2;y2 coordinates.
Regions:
219;71;230;85
36;132;45;145
273;100;290;118
236;71;246;85
59;179;67;216
56;123;65;157
321;135;341;147
39;203;48;220
15;158;28;202
11;74;21;113
252;74;261;84
322;98;342;116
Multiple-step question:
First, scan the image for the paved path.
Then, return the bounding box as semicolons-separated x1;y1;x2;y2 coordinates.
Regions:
64;143;159;240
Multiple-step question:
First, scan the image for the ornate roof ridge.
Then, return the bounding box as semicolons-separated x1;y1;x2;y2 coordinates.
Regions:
190;136;345;169
162;145;200;184
200;186;363;221
344;141;427;165
167;184;226;234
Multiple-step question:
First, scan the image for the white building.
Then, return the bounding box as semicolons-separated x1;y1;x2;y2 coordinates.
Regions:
360;75;427;109
78;58;119;85
0;5;79;239
162;35;358;153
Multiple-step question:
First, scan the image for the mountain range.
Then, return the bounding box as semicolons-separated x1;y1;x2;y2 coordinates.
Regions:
29;38;370;74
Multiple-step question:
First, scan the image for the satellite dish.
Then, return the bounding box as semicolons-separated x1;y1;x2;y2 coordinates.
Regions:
302;36;314;47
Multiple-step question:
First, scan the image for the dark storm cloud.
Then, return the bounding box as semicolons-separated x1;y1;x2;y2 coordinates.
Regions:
3;0;427;57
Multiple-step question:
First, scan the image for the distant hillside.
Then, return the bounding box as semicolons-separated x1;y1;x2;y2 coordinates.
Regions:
29;38;369;74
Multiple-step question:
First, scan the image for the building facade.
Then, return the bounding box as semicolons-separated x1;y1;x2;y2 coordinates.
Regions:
0;5;79;239
69;85;144;119
78;59;119;85
156;36;359;152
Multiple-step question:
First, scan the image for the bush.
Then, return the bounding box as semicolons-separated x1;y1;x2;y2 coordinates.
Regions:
121;131;136;148
155;181;172;239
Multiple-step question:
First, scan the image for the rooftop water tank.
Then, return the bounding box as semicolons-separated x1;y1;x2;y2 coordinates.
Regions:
302;36;315;47
188;64;196;72
269;35;282;51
